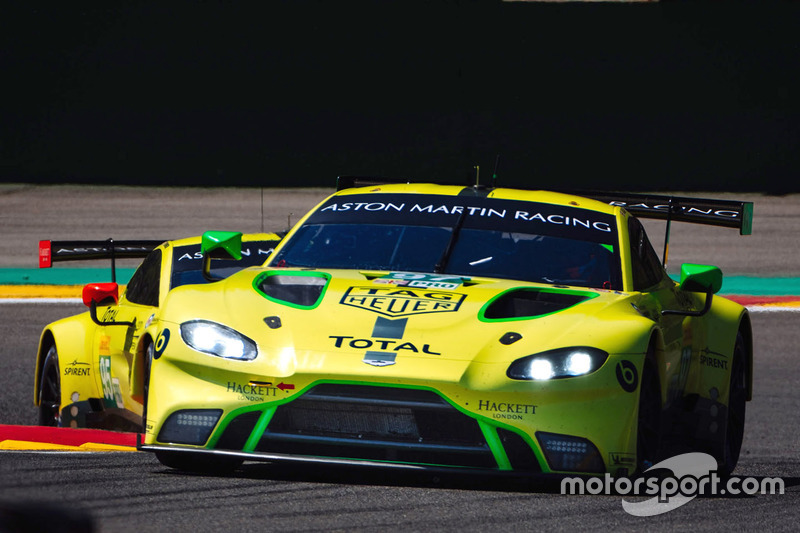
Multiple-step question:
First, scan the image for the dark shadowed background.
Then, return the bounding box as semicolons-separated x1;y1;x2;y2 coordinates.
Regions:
2;1;798;192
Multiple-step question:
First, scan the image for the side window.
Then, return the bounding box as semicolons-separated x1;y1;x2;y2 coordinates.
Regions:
125;249;162;306
628;217;666;291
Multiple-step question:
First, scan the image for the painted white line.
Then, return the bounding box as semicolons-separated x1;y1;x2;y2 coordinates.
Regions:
746;305;800;313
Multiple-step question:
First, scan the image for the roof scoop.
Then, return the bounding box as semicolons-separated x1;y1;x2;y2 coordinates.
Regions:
480;288;596;321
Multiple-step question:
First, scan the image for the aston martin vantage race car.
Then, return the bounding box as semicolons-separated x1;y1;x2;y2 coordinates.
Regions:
38;180;754;478
34;233;282;432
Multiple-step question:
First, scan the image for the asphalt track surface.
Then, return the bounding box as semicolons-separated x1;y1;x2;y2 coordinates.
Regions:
1;186;799;532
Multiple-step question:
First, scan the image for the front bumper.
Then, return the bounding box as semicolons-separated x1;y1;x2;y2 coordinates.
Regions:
143;353;643;476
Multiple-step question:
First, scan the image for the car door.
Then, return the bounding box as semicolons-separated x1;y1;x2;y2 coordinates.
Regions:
627;217;694;410
95;248;163;418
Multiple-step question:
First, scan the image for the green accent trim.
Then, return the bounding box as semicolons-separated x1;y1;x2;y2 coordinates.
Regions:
252;270;331;310
600;243;614;253
478;287;599;323
206;378;549;472
478;420;512;471
741;202;754;235
243;407;277;452
206;405;262;448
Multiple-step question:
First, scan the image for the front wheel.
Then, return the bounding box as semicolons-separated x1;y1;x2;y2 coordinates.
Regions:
38;345;62;426
636;357;662;474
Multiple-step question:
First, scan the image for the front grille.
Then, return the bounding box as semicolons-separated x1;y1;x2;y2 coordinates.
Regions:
255;384;496;468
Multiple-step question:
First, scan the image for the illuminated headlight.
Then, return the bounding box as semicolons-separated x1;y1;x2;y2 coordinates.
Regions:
507;347;607;380
180;320;257;361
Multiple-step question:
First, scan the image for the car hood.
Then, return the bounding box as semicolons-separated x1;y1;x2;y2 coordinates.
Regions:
161;268;653;372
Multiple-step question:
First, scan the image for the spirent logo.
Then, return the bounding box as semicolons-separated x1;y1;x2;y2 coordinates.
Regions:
340;286;466;317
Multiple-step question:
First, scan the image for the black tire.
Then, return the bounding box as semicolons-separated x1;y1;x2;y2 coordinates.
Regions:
716;332;747;476
155;450;243;474
38;345;62;427
636;357;662;474
141;340;154;431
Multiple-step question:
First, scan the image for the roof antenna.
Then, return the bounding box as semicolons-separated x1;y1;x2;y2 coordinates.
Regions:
491;154;501;188
474;165;480;186
261;188;265;233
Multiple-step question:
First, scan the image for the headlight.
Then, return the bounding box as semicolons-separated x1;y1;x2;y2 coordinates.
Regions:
180;320;258;361
507;347;607;380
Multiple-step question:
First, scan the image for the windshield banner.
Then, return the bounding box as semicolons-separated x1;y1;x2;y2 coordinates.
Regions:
309;194;618;244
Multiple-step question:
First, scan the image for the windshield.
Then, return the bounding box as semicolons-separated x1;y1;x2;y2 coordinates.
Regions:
271;194;622;289
171;240;279;289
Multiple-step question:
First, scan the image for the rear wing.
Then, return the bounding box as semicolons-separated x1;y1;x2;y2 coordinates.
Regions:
39;239;165;282
575;191;753;236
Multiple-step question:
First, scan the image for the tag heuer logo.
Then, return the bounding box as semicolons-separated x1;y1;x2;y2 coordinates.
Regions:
341;286;466;317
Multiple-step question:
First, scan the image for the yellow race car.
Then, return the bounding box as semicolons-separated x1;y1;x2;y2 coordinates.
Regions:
38;181;754;478
34;233;283;432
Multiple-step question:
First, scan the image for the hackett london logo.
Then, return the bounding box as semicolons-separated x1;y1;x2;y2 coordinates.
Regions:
340;286;466;317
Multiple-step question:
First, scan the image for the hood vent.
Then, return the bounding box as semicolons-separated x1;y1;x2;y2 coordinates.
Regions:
254;271;330;309
480;288;595;321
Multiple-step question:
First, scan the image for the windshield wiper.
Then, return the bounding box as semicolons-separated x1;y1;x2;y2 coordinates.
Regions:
434;210;467;273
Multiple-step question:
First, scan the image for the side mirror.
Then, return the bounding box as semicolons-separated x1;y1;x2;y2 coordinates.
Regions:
83;282;135;327
663;263;723;317
82;282;120;307
679;263;722;294
201;231;243;282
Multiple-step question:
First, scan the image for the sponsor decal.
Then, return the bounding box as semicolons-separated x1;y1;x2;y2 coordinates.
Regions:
176;245;275;263
226;381;294;401
378;272;467;290
64;360;91;377
227;381;278;402
329;336;441;355
608;201;743;220
340;286;466;317
101;308;118;323
616;360;639;393
475;399;537;420
98;335;111;356
154;328;170;359
699;353;728;370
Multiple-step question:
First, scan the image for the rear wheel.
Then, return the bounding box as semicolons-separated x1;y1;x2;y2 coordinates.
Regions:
38;345;62;427
155;450;243;474
716;332;747;476
636;357;662;473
